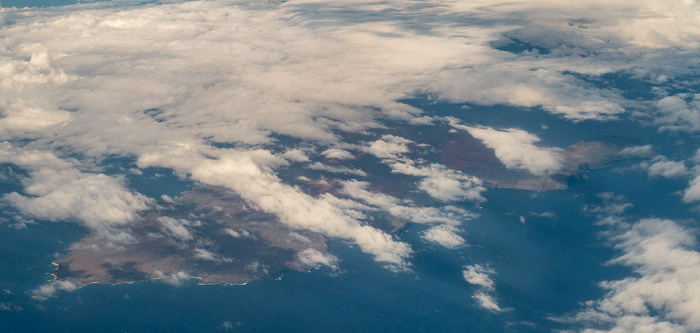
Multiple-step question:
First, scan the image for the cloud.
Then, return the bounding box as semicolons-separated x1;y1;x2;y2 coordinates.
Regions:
138;145;412;269
29;280;81;301
683;175;700;203
224;228;253;239
473;292;505;313
0;302;22;312
416;168;485;202
193;248;219;262
307;162;367;177
654;95;700;133
282;149;311;162
364;135;411;159
584;192;634;217
572;218;700;332
618;145;655;158
643;156;689;178
450;122;564;176
154;271;192;287
463;264;506;312
362;137;486;203
434;67;625;120
157;216;195;241
321;148;355;160
0;143;152;242
422;225;466;249
463;264;496;290
296;248;339;270
340;180;477;249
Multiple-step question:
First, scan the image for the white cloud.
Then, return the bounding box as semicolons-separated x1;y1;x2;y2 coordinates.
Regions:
381;158;486;203
644;157;689;178
282;149;311;162
307;162;367;177
417;168;485;202
422;225;465;248
361;136;486;202
451;123;564;176
683;175;700;203
435;67;625;120
157;216;195;241
463;264;506;312
29;280;81;301
296;248;339;270
573;218;700;332
365;135;412;159
618;145;655;158
654;95;700;133
463;264;496;290
0;143;152;242
154;271;192;287
138;145;412;269
340;180;476;249
321;148;355;160
473;292;505;313
690;149;700;164
224;228;252;239
193;248;219;261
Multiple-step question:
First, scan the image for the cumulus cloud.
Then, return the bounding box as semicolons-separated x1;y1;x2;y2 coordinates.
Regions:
364;135;411;159
416;168;485;202
463;264;506;312
282;149;311;163
193;248;219;262
307;162;367;177
157;216;195;241
296;248;339;270
395;162;486;203
654;94;700;133
154;271;192;287
584;192;634;217
321;149;355;160
362;137;486;202
683;175;700;203
618;145;655;158
29;280;81;301
450;122;564;176
642;156;689;178
463;264;496;290
0;143;152;242
138;145;412;269
573;218;700;332
340;180;477;249
422;225;465;249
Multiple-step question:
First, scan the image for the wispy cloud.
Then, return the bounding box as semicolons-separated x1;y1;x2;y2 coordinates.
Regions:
463;264;507;312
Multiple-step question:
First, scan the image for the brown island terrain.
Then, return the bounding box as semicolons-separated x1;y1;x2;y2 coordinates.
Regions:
52;126;644;287
54;186;331;285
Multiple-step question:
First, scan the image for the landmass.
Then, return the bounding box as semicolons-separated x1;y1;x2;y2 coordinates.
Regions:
52;124;641;286
54;186;330;285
